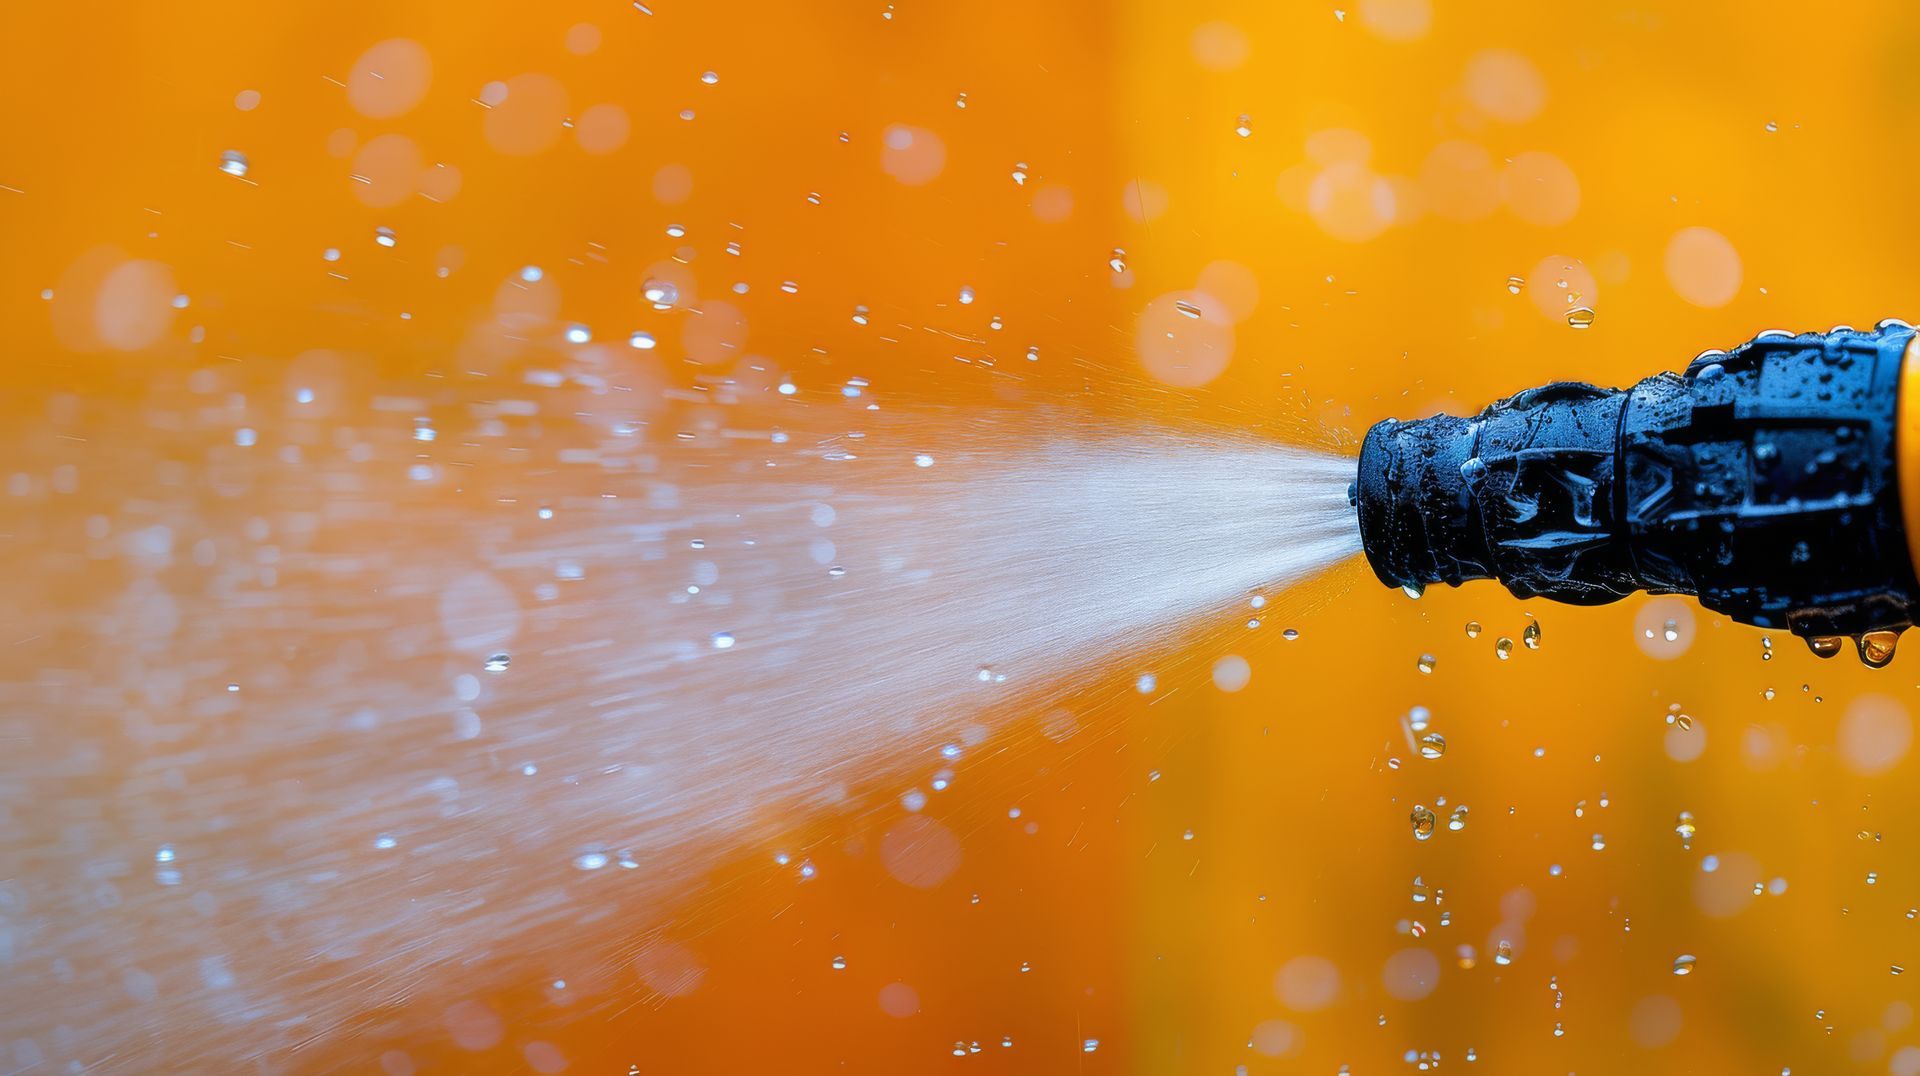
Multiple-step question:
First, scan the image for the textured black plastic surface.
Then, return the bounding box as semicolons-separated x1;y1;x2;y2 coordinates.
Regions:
1354;324;1920;642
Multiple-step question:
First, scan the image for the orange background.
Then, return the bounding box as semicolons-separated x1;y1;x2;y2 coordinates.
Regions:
8;0;1920;1072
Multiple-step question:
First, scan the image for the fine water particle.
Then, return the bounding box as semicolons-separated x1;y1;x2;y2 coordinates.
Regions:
643;279;679;308
1675;811;1697;840
219;150;250;177
1673;954;1696;976
484;653;510;673
1418;732;1447;759
1135;673;1157;694
1410;805;1436;841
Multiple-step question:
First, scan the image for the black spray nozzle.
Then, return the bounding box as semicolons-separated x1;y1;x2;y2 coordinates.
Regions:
1354;323;1920;666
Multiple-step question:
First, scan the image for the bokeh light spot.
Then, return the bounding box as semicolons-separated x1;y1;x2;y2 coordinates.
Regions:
1307;161;1396;242
577;103;631;155
1664;226;1743;308
1137;290;1234;387
563;22;603;55
1250;1019;1299;1058
1360;0;1432;41
1838;695;1911;776
1275;955;1341;1011
877;982;920;1017
1192;22;1251;71
1503;151;1580;226
349;133;424;208
441;1000;503;1051
1381;947;1440;1001
653;163;694;204
881;124;947;186
1464;50;1546;123
880;814;962;888
348;39;432;119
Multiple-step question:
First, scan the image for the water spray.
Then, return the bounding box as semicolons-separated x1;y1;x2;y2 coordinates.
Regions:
1353;321;1920;666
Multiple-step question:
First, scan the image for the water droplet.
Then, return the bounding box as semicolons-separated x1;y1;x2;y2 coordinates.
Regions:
1417;653;1435;674
1082;1039;1100;1054
1448;805;1469;831
643;279;679;309
1011;162;1028;186
1505;275;1525;295
1860;630;1899;668
1410;805;1437;841
1675;811;1696;840
1135;673;1156;694
1590;833;1606;851
1464;620;1482;639
1234;114;1252;138
1672;954;1696;976
1494;940;1513;966
1808;635;1844;658
374;226;396;248
219;150;249;177
1494;637;1514;660
831;955;847;970
374;833;397;849
1282;628;1300;641
1765;120;1779;132
1419;732;1447;760
1664;620;1681;643
519;265;545;282
701;70;719;85
711;631;736;650
1408;706;1430;732
1109;248;1127;273
1523;621;1542;649
1173;299;1202;319
573;851;610;870
484;653;510;673
913;454;935;468
958;285;976;305
1566;306;1596;329
564;323;591;344
628;330;656;349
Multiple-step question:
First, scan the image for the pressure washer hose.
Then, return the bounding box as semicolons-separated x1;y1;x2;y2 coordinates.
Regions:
1353;321;1920;667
